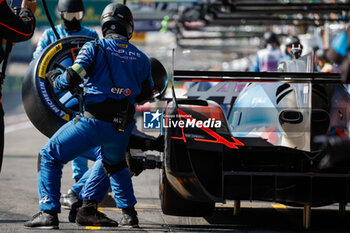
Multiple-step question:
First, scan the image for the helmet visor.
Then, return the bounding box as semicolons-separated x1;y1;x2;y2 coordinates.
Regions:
62;11;84;21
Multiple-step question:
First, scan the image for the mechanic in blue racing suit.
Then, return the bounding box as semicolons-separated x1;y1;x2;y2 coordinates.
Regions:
64;55;167;226
32;0;99;185
25;3;154;229
33;0;98;60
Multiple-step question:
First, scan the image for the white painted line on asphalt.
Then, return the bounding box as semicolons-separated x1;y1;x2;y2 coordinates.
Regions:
5;120;33;134
4;113;34;134
4;113;28;124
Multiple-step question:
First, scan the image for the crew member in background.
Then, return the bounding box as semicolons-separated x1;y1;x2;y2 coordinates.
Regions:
25;3;155;229
66;128;164;226
315;49;340;73
280;35;303;62
33;0;98;59
0;0;36;172
252;31;284;72
32;0;99;189
327;26;350;81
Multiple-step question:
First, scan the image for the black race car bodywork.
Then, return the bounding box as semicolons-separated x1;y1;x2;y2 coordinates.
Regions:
160;70;350;216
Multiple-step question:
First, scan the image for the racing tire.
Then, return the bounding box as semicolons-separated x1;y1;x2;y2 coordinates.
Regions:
22;36;94;137
159;168;215;217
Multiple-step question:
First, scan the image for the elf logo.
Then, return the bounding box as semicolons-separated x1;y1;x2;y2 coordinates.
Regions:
111;87;131;96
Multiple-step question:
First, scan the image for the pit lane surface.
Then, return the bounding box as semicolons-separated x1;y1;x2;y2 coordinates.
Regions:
1;96;350;233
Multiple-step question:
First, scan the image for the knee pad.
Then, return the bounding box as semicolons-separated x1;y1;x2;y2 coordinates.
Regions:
102;160;127;176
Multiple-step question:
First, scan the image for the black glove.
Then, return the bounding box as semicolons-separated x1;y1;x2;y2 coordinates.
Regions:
45;69;62;88
125;151;144;176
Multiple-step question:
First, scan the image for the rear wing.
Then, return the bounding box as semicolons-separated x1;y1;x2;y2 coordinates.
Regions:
169;70;342;110
173;70;341;83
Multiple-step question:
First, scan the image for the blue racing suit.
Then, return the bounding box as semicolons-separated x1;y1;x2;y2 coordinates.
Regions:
70;148;98;197
71;126;153;203
33;24;99;59
37;35;154;212
33;24;99;181
71;148;110;203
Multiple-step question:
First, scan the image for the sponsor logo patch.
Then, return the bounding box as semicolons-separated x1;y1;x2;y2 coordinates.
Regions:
111;87;131;96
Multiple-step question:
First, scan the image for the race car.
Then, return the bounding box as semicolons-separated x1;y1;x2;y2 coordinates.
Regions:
159;67;349;229
22;36;349;229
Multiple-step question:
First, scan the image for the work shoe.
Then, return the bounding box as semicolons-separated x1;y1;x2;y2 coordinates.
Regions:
61;189;78;210
120;206;139;228
75;199;118;227
24;210;59;229
68;199;82;223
